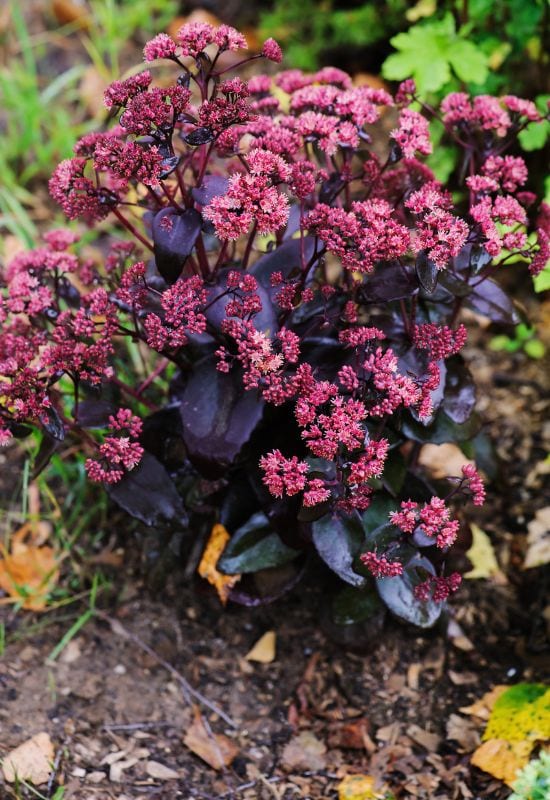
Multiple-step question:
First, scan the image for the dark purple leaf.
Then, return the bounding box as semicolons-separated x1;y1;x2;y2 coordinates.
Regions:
159;154;181;179
401;408;481;444
152;208;202;284
465;279;520;324
40;406;65;441
204;268;277;334
74;399;117;429
218;512;300;574
443;358;476;424
376;554;441;627
32;433;60;477
183;126;214;146
469;244;492;275
416;250;438;294
319;172;345;204
172;360;264;476
398;350;447;424
361;262;418;303
250;237;317;288
312;513;367;587
108;452;186;526
192;175;229;207
283;204;302;239
228;558;306;606
141;407;186;471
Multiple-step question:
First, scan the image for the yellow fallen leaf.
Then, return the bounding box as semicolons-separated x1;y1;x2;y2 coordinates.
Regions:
2;732;55;785
338;774;391;800
245;631;276;663
460;685;509;719
471;738;533;786
197;523;240;605
0;524;60;610
183;709;238;770
464;524;505;581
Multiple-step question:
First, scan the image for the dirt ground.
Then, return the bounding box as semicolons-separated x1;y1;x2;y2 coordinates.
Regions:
1;332;549;800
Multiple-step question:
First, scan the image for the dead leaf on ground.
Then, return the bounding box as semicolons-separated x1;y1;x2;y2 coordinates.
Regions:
245;630;276;663
197;523;241;605
327;718;372;751
464;524;506;582
0;523;61;610
281;730;327;771
471;738;532;786
449;670;478;686
460;685;508;719
52;0;90;28
145;760;179;780
407;724;441;751
183;709;238;770
524;506;550;569
446;714;481;752
2;732;55;785
418;443;472;479
337;773;391;799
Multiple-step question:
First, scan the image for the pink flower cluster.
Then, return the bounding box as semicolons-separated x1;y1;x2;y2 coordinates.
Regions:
405;183;469;269
85;409;144;484
259;450;330;507
390;497;462;549
415;573;462;602
360;551;403;578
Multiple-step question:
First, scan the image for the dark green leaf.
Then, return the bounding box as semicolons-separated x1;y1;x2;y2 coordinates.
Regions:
376;555;441;627
218;512;300;575
331;584;383;626
312;513;366;587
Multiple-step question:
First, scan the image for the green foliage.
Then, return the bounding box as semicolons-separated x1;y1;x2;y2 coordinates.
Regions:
489;324;546;360
382;13;488;93
519;96;550;152
509;750;550;800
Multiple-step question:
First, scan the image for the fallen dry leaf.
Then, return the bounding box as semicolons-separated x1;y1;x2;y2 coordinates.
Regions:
328;718;372;750
524;506;550;569
464;524;505;581
418;442;472;479
446;714;481;752
52;0;90;27
460;685;508;719
338;773;389;799
2;732;54;785
471;738;532;786
407;724;441;751
245;630;276;663
449;670;478;686
281;730;327;771
183;709;238;770
109;758;138;782
145;760;179;780
197;523;240;605
0;523;61;610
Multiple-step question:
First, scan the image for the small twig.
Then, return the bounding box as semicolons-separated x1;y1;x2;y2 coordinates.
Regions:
102;721;174;732
94;610;237;728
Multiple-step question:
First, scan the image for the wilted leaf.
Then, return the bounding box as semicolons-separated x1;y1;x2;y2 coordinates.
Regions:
198;524;241;604
2;732;54;785
145;761;179;780
245;630;276;663
460;685;508;719
0;524;60;610
464;524;505;581
183;710;238;770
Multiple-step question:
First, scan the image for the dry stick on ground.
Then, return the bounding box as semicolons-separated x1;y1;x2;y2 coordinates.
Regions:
94;609;237;728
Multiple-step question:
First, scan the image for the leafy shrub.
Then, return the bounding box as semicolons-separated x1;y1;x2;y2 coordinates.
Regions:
1;23;548;628
509;750;550;800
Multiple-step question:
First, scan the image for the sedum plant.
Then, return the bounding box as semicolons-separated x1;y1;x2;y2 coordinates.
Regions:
0;22;548;627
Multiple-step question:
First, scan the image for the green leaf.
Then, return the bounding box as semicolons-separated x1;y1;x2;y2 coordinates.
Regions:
218;512;300;575
448;39;489;84
376;555;442;628
312;513;367;587
524;338;546;359
534;265;550;293
519;120;550;152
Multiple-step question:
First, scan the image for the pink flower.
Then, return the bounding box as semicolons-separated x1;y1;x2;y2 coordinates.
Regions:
390;109;432;158
262;38;283;63
360;551;403;578
259;450;308;497
203;174;289;240
413;323;467;360
143;33;177;61
462;464;486;506
415;573;461;602
176;22;215;58
214;25;247;51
